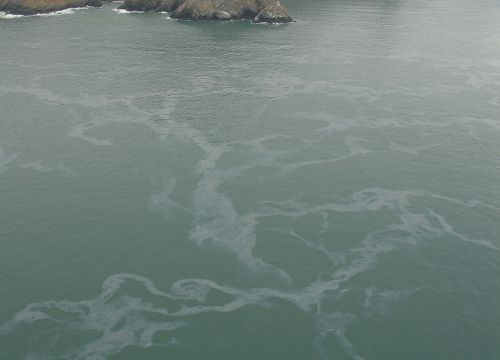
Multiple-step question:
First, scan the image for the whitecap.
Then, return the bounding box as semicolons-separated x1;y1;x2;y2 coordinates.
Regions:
0;11;24;19
112;8;144;14
0;7;87;19
35;8;76;16
34;7;88;17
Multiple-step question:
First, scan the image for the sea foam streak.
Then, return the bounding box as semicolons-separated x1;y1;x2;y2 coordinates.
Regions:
1;77;497;358
0;269;409;359
0;7;88;19
2;184;491;358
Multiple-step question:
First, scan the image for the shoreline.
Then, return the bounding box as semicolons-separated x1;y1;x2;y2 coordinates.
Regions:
0;0;293;22
0;0;104;16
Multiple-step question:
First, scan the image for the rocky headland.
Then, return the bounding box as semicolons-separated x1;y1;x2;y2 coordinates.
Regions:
120;0;293;23
0;0;292;22
0;0;104;15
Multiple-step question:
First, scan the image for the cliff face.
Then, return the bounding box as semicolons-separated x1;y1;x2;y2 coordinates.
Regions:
120;0;293;22
0;0;103;15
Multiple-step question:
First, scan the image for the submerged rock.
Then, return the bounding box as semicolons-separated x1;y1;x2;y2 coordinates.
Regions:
0;0;104;15
253;1;291;23
120;0;293;22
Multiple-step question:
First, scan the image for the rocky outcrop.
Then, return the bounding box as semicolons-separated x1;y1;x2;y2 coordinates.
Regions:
172;0;266;20
0;0;104;15
120;0;293;22
0;0;292;20
253;1;291;23
119;0;182;12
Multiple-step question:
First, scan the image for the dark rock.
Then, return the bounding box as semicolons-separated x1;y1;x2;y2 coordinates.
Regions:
172;0;287;21
120;0;292;22
119;0;182;12
155;0;184;12
172;0;221;20
253;1;292;23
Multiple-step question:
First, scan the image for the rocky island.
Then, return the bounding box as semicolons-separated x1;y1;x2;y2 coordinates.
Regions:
0;0;292;22
120;0;293;23
0;0;104;15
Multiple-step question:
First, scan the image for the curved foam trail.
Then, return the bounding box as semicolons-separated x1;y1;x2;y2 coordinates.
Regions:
258;187;498;250
1;187;438;358
148;117;294;280
0;183;488;358
151;119;442;283
428;209;498;250
155;109;497;277
1;81;495;358
4;109;494;356
1;275;188;359
2;176;491;357
0;260;401;359
1;84;290;278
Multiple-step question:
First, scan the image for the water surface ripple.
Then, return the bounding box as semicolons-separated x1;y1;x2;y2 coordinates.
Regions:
0;0;499;359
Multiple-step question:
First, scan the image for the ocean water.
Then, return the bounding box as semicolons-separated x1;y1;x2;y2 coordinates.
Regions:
0;0;499;359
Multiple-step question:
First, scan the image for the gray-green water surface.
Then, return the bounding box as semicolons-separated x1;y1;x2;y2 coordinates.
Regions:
1;1;499;359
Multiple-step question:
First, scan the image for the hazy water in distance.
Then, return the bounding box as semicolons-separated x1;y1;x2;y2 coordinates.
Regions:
0;0;499;359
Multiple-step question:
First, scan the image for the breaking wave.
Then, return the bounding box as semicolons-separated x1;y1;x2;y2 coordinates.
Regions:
0;7;88;19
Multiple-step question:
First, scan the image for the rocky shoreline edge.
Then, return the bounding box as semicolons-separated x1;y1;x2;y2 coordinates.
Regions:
0;0;108;15
0;0;293;22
